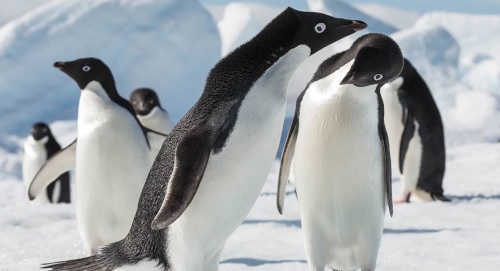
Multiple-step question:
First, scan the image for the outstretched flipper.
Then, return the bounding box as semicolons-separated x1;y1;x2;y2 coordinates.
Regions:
399;109;415;173
151;120;227;230
277;107;301;214
28;139;77;200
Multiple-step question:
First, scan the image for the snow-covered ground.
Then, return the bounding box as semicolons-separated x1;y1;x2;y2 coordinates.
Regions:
1;0;500;270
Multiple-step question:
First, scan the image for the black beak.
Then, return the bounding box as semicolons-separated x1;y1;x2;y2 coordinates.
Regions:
54;61;65;69
347;20;367;32
340;72;355;85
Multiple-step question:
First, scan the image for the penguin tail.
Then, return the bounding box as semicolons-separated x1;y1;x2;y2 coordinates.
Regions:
41;255;109;271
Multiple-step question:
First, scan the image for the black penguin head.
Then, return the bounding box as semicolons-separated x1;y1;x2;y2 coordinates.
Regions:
54;58;116;91
129;88;162;116
340;33;404;87
291;8;367;54
30;122;52;141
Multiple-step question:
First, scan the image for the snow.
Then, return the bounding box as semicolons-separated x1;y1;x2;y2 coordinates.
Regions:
354;3;421;29
0;0;53;27
0;0;220;136
1;0;500;270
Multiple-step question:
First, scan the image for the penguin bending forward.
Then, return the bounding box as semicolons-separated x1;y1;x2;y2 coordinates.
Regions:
43;7;366;271
28;58;167;255
22;122;70;204
381;59;449;203
277;33;403;271
130;88;175;158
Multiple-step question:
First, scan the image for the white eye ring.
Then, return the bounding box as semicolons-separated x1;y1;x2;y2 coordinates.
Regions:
314;23;326;33
374;74;383;81
82;66;91;72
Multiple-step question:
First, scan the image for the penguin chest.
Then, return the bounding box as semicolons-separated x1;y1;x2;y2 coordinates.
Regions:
75;91;149;238
293;86;385;251
380;87;404;174
22;141;51;203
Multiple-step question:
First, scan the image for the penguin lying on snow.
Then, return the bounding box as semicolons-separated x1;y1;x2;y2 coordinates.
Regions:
22;122;70;204
28;58;167;256
381;58;449;203
43;7;366;271
277;33;403;271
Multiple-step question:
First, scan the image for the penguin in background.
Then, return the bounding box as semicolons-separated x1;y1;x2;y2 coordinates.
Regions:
130;88;174;158
381;58;449;203
28;58;167;256
43;7;366;271
22;122;70;204
277;33;403;271
129;88;174;134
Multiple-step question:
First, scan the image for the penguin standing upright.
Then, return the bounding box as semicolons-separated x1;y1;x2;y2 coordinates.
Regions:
129;88;174;134
28;58;166;256
277;33;403;271
22;122;70;204
44;8;366;271
130;88;174;158
381;58;449;203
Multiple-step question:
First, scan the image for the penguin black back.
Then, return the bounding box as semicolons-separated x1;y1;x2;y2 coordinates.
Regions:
398;59;446;197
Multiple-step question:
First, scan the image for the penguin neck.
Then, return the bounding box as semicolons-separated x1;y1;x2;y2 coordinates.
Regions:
83;81;137;117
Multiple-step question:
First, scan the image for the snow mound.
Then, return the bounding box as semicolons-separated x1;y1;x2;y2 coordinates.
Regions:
392;25;460;80
0;0;52;27
355;3;421;29
0;0;221;136
307;0;398;34
208;2;281;56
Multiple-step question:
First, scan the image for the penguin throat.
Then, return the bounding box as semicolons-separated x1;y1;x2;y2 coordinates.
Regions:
137;106;161;119
28;135;49;145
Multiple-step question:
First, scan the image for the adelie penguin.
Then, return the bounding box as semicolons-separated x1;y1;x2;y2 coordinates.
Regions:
130;88;174;158
277;33;403;271
28;58;166;256
43;7;366;271
381;58;449;203
22;122;70;204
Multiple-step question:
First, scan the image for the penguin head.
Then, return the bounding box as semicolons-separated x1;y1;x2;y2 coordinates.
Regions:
129;88;162;116
340;33;404;87
30;122;52;142
54;58;115;91
291;8;367;55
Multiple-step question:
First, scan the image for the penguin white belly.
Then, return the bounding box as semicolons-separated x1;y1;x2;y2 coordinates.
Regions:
294;86;385;270
168;45;310;270
380;85;404;175
138;107;172;159
22;138;51;204
401;121;423;198
76;88;150;252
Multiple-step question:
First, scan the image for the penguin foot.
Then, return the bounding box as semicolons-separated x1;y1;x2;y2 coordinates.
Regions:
431;194;451;202
393;192;411;204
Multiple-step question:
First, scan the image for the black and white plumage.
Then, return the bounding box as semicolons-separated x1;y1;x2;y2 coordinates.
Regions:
129;88;174;135
381;58;449;203
277;33;403;271
22;122;70;204
42;7;366;271
28;58;167;256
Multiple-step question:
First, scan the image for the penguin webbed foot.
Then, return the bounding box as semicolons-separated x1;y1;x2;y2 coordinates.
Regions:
431;194;451;202
393;192;411;204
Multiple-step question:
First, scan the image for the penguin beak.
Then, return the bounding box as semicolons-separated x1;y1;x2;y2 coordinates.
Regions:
345;20;367;32
54;61;66;69
340;72;356;85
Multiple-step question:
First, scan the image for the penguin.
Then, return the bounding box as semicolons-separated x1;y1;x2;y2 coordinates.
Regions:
22;122;70;204
130;88;174;158
28;58;167;256
43;7;366;271
380;58;449;203
277;33;403;271
129;88;174;134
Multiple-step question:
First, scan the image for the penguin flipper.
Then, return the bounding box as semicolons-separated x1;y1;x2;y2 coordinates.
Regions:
28;139;77;200
380;122;393;217
399;109;416;173
151;123;222;230
144;127;168;150
277;114;299;215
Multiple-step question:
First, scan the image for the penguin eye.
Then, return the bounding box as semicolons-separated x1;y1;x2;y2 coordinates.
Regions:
149;99;154;104
132;101;137;105
374;74;383;81
314;23;326;33
42;127;48;133
82;66;91;72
